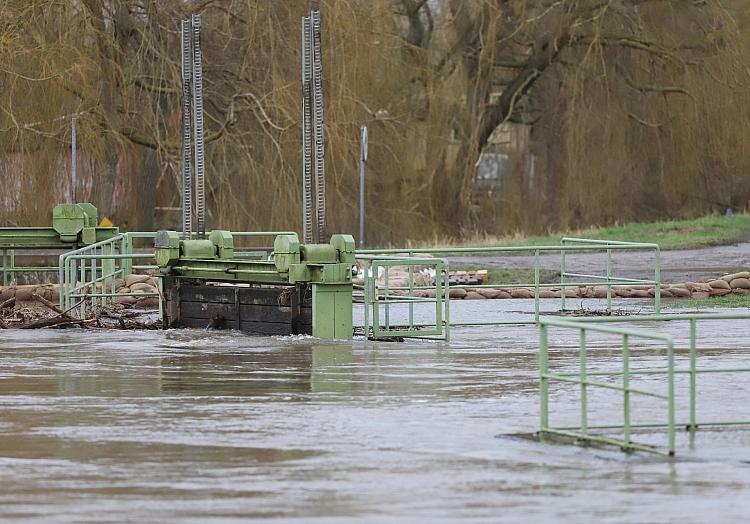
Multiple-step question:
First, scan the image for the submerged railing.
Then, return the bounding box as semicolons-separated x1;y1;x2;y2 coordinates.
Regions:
538;312;750;456
58;233;159;318
356;238;661;339
1;248;59;285
357;254;450;340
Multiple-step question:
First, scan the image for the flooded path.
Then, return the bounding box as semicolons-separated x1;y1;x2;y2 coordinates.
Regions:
0;300;749;522
448;241;750;283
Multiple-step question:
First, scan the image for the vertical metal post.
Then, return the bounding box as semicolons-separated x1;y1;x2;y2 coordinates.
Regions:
689;318;697;431
191;14;206;238
534;249;540;323
8;251;14;286
384;265;390;330
311;10;326;243
180;19;193;240
58;254;65;310
71;116;77;203
71;257;78;310
539;324;549;431
1;249;6;286
363;259;370;338
121;235;133;277
622;334;631;446
579;328;588;439
443;265;450;342
103;243;111;306
359;124;368;248
606;248;612;313
433;261;441;334
667;339;676;455
560;247;567;312
92;247;98;309
654;247;661;314
301;16;314;244
79;256;85;318
408;250;414;330
372;262;380;335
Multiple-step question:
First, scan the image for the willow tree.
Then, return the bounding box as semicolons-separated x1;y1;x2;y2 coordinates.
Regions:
390;0;750;234
1;0;749;242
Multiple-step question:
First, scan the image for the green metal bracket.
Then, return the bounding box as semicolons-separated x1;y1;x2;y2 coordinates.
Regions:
52;203;104;242
273;234;301;273
209;230;234;260
155;230;181;267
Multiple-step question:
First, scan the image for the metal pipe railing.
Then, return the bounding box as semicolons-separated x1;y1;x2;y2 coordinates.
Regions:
538;317;676;455
356;238;662;333
538;312;750;455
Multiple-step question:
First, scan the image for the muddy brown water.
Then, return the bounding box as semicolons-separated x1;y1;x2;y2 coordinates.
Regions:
0;299;749;523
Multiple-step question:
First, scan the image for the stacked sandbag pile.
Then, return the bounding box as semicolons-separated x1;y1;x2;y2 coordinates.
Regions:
0;284;60;304
114;274;160;309
399;271;750;300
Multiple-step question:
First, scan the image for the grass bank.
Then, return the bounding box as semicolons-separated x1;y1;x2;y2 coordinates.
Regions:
405;214;750;251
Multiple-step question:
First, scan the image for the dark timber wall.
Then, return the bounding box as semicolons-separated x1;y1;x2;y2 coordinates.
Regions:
162;277;312;336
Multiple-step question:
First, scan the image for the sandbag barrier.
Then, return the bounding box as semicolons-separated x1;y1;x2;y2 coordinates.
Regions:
368;271;750;301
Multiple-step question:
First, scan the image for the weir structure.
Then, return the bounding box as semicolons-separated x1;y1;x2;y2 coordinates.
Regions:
153;8;356;338
155;230;355;339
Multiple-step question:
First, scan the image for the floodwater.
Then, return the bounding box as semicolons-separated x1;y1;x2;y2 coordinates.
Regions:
0;299;749;523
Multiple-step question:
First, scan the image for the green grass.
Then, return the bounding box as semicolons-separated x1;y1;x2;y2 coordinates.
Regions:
409;213;750;251
668;294;750;309
452;265;558;286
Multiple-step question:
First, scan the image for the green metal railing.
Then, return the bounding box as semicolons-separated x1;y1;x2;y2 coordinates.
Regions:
1;249;59;285
356;238;661;334
357;254;450;340
538;312;750;456
559;238;661;314
59;233;159;318
539;317;675;455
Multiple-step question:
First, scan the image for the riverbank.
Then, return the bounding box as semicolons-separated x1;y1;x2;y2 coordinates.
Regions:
395;213;750;251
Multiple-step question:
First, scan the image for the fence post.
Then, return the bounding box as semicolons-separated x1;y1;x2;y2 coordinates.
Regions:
579;327;588;440
539;323;549;431
622;334;631;447
443;265;451;342
434;260;443;338
58;254;65;310
667;339;675;456
408;250;414;329
606;248;613;313
122;234;133;277
560;245;567;312
384;265;390;330
363;260;370;338
534;249;540;323
654;247;661;314
689;318;697;431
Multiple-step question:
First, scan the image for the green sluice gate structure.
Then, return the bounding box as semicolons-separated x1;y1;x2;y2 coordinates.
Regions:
156;230;355;339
